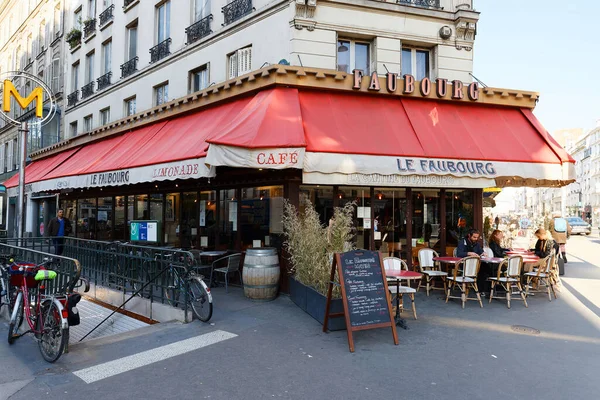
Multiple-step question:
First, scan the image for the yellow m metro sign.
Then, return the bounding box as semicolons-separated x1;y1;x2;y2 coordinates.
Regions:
2;79;44;118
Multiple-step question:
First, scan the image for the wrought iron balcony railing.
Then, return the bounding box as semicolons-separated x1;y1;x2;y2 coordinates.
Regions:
124;0;136;8
397;0;441;8
67;91;79;107
185;15;213;45
97;72;112;91
222;0;253;26
99;5;115;26
83;18;96;38
120;57;138;79
81;82;95;99
150;38;171;63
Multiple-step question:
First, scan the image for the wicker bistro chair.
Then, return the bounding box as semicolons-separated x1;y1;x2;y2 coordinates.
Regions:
482;247;494;258
210;253;243;293
417;248;447;296
446;256;483;308
524;254;558;301
489;256;528;308
383;257;417;319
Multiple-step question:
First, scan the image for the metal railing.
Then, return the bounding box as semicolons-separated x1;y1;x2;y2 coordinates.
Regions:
185;15;213;45
0;243;82;296
81;81;95;99
4;237;204;321
150;38;171;63
99;4;115;26
67;90;79;107
397;0;441;8
83;18;97;38
222;0;253;26
97;71;112;91
120;57;138;78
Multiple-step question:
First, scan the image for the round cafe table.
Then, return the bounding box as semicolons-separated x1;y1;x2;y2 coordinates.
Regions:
385;270;422;330
432;256;462;275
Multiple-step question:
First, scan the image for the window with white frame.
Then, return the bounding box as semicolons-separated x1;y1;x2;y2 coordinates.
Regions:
12;138;18;171
102;40;112;74
54;4;62;38
70;121;78;136
127;21;137;60
88;0;96;18
39;21;46;53
26;34;32;64
51;57;61;93
336;39;370;75
84;115;93;131
194;0;211;22
100;107;110;125
190;64;209;93
4;142;10;172
154;82;168;106
156;1;171;43
227;46;252;79
402;47;430;81
125;96;136;116
85;51;94;84
72;61;80;91
0;144;4;174
74;8;82;29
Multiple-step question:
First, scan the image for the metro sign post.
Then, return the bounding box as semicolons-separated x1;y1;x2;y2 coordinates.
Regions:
0;72;56;240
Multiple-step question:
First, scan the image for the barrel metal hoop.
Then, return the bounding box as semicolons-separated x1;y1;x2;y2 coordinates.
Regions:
243;283;278;289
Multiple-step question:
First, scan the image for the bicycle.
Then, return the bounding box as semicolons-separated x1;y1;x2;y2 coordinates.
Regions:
7;258;88;363
1;254;22;327
161;251;213;322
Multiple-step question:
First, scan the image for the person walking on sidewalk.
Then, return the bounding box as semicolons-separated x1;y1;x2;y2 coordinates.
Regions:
46;209;72;256
549;212;571;263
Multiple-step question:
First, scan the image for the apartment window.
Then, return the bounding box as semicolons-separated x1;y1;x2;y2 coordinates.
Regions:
70;121;78;136
54;5;62;37
100;107;110;125
102;40;112;74
38;21;46;53
156;1;171;43
84;115;93;131
337;40;370;75
154;82;168;106
402;47;430;81
72;62;80;91
127;22;137;60
88;0;96;18
227;46;252;79
12;138;18;171
74;8;82;29
26;35;32;63
125;96;136;116
51;57;61;93
194;0;211;21
15;46;22;70
5;142;11;172
86;51;95;83
0;145;4;174
190;64;209;93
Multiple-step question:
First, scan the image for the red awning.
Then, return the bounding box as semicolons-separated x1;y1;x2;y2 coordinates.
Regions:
3;147;80;188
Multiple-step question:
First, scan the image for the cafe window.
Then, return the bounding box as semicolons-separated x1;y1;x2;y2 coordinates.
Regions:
114;196;126;240
77;197;97;239
164;192;180;247
60;199;77;236
337;39;370;75
300;185;334;226
149;193;163;223
136;194;148;219
96;197;114;241
373;188;407;258
240;186;284;250
445;189;474;244
338;186;372;251
198;191;216;249
402;47;430;81
219;189;237;250
411;189;441;248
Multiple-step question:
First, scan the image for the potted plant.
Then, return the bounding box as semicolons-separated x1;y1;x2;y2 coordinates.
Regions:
65;28;82;49
283;199;355;331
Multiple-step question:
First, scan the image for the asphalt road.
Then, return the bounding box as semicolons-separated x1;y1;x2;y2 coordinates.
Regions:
1;233;599;400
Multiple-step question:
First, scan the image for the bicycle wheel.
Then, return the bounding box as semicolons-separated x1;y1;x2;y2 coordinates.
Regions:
7;293;23;344
188;277;213;322
37;301;67;363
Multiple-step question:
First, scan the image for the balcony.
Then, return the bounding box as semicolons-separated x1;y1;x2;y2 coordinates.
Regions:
81;82;95;99
120;57;138;79
67;91;79;107
99;5;115;27
97;72;112;91
222;0;253;26
150;39;171;63
397;0;441;8
185;15;213;45
83;18;96;39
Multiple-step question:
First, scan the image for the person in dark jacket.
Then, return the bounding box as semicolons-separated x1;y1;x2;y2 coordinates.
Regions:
488;229;511;258
46;209;72;255
456;229;484;257
532;228;554;259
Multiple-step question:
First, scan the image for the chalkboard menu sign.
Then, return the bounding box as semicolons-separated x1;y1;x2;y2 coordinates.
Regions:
323;250;398;352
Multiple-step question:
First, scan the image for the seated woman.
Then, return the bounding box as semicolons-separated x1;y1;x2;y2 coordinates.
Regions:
527;228;555;272
488;229;510;257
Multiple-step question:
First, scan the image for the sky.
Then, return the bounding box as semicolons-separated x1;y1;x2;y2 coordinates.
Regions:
473;0;600;135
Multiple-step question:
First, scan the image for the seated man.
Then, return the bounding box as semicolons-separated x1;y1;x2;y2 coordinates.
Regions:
456;229;484;258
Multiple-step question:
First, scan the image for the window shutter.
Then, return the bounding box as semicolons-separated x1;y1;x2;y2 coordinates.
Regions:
52;58;60;93
237;47;251;76
45;23;50;48
228;52;238;79
0;144;5;174
6;141;13;172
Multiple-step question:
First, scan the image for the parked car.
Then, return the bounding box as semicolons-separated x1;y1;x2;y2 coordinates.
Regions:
565;217;592;235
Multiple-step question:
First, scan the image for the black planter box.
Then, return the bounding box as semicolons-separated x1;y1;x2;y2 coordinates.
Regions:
289;277;346;331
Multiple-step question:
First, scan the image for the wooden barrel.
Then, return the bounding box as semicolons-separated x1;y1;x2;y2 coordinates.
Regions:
243;248;280;301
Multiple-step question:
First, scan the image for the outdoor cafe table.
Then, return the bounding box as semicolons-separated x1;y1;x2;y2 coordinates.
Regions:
384;270;422;330
197;250;229;286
